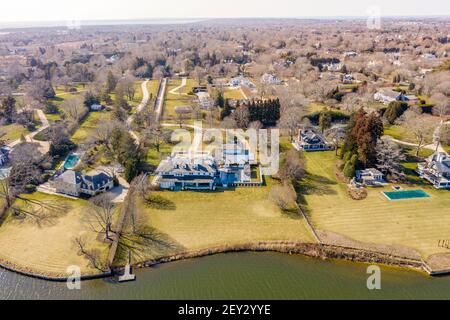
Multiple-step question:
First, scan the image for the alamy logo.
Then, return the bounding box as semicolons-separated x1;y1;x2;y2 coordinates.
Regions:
366;6;382;30
366;265;381;290
66;265;81;290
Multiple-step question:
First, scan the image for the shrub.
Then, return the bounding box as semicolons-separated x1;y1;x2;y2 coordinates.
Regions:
343;160;356;178
384;101;408;124
24;184;37;193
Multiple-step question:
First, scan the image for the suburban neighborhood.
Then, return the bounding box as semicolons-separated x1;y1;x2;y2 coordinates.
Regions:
0;1;449;301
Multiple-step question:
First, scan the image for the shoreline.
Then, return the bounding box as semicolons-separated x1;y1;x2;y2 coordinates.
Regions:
0;240;447;282
124;241;429;277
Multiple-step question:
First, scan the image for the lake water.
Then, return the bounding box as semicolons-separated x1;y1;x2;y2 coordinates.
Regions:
1;252;449;300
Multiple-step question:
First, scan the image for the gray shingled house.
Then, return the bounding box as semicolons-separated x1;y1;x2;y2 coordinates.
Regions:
52;170;114;197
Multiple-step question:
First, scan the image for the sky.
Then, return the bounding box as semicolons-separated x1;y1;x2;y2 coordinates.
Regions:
0;0;449;23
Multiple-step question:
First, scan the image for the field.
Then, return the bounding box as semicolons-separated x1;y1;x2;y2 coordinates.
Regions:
308;102;328;113
129;81;144;108
0;193;111;276
71;110;111;144
222;88;246;100
147;79;160;101
300;152;450;260
383;125;411;141
0;123;29;144
126;179;315;263
163;79;196;120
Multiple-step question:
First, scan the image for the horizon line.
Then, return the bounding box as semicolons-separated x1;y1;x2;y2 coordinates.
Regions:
1;15;449;30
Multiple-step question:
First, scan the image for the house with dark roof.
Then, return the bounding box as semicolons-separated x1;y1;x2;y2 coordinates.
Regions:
0;146;11;167
52;170;114;197
294;129;333;152
374;89;409;104
155;143;260;191
156;154;217;191
417;152;450;189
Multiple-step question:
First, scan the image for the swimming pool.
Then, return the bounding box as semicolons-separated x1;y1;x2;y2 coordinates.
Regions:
383;190;430;201
63;154;80;170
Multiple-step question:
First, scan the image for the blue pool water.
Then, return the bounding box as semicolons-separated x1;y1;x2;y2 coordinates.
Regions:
383;190;430;200
63;154;80;170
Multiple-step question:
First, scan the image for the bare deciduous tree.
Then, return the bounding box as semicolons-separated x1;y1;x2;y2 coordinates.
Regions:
401;110;438;157
88;193;116;241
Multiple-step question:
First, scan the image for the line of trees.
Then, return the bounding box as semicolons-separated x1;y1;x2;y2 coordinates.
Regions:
341;109;384;178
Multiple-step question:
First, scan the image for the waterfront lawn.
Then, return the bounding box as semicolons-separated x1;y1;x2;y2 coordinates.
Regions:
0;193;110;276
124;179;315;263
300;151;450;260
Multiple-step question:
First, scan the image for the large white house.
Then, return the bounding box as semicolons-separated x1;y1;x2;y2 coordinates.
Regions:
229;76;255;89
52;170;114;197
374;89;409;104
260;73;283;85
156;153;218;191
155;144;259;191
356;168;384;186
0;146;11;166
294;129;334;152
417;152;450;189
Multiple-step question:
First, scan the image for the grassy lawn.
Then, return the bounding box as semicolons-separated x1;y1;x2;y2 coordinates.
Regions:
181;78;200;94
308;102;327;113
147;79;160;101
384;125;409;141
0;123;29;143
163;79;196;120
0;193;111;276
222;88;246;100
125;179;315;263
300;151;450;260
145;140;175;168
129;81;144;108
71;110;111;144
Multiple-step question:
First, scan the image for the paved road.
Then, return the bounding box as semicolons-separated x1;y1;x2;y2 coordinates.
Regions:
127;80;149;127
154;78;167;122
136;80;150;113
386;120;450;154
126;80;151;143
8;109;50;153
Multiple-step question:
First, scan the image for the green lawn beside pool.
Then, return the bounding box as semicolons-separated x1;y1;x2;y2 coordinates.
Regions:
300;151;450;259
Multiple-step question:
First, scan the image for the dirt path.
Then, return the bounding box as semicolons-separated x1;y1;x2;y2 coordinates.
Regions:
8;109;50;153
386;120;450;155
168;77;187;96
154;78;167;122
126;80;151;143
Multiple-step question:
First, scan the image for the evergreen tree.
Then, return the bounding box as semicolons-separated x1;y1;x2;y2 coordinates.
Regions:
1;96;16;123
215;91;225;108
83;92;100;108
319;111;332;133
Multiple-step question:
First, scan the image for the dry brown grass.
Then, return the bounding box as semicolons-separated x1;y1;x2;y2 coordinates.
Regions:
0;193;111;277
